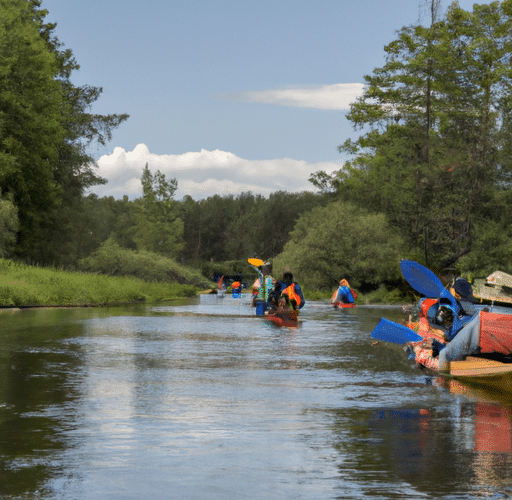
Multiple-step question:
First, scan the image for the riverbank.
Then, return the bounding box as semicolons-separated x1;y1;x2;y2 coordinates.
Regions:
0;259;207;308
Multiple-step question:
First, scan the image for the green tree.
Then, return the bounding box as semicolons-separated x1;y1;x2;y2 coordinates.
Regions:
132;164;184;257
327;0;512;268
196;194;238;261
0;0;128;265
273;201;406;291
0;193;18;258
179;195;203;263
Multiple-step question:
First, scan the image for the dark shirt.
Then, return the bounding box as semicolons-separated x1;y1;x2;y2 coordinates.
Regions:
270;280;306;309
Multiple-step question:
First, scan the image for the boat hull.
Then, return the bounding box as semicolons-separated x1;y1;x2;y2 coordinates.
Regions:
265;311;299;327
439;356;512;393
332;301;357;309
407;318;512;392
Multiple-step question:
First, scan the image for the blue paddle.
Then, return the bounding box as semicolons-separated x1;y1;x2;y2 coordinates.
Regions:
371;318;423;344
399;259;465;337
399;260;454;301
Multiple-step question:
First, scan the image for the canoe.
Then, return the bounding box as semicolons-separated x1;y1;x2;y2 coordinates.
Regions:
330;289;357;309
265;310;299;327
449;357;512;392
403;307;512;387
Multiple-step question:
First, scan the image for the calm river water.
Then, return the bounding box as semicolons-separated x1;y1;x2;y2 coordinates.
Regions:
1;294;512;499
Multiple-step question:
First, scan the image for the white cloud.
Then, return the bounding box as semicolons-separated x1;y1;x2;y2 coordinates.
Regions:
219;83;366;110
89;144;343;201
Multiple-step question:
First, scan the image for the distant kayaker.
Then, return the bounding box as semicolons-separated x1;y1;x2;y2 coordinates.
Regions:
332;279;356;305
270;272;305;310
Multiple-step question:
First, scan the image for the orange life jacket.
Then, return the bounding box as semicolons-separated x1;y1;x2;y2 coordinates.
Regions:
283;283;301;308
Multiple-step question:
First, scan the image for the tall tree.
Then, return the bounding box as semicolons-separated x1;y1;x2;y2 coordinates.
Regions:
0;0;128;264
329;0;512;268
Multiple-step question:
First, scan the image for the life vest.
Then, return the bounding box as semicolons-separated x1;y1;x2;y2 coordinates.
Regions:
283;283;301;308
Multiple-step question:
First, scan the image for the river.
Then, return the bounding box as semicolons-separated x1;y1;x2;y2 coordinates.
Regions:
0;294;511;499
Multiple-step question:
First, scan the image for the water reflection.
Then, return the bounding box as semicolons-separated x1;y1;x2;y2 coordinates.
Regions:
329;403;511;498
0;309;87;498
1;300;512;498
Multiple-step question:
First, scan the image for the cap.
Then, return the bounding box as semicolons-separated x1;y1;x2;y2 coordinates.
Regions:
453;278;476;302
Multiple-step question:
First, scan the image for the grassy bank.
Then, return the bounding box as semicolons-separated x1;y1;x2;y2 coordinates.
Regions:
0;259;206;307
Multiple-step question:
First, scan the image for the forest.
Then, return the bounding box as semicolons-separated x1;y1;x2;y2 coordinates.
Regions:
2;0;512;297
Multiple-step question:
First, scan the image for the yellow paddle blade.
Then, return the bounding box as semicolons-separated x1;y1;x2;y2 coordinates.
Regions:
247;258;264;267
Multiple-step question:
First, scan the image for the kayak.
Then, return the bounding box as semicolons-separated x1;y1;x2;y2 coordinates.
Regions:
408;336;512;392
265;310;299;327
332;301;357;309
371;260;512;392
330;289;357;308
404;307;512;388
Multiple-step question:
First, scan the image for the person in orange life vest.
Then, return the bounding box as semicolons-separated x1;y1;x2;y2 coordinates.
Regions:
231;280;242;297
334;279;355;304
270;272;305;310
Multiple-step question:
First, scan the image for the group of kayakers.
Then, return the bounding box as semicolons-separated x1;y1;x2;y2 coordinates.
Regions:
215;259;361;322
249;259;362;318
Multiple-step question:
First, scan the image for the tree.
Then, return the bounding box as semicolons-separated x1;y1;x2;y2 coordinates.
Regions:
327;0;512;268
273;201;406;291
0;0;128;264
0;193;18;258
132;164;184;257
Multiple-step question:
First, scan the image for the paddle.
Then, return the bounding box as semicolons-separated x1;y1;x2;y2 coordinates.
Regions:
399;260;452;300
247;258;264;267
371;318;423;344
399;259;465;335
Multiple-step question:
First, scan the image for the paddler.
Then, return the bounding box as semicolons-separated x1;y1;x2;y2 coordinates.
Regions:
269;272;305;311
425;277;483;370
252;261;275;311
332;279;357;305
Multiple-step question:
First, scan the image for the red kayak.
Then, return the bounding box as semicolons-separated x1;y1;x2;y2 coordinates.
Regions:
265;310;299;327
332;301;357;309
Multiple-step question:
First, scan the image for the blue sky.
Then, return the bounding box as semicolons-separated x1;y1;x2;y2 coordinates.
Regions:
42;0;485;200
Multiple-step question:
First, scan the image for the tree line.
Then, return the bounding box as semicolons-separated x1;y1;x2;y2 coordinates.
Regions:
310;0;512;281
2;0;512;294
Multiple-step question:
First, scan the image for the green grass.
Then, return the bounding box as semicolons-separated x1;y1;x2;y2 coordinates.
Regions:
0;259;202;307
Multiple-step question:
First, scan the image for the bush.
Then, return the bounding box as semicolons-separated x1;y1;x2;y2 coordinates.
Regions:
79;238;213;288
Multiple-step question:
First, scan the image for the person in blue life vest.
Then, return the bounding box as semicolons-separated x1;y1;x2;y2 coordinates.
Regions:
333;279;356;304
425;277;485;371
269;272;305;311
